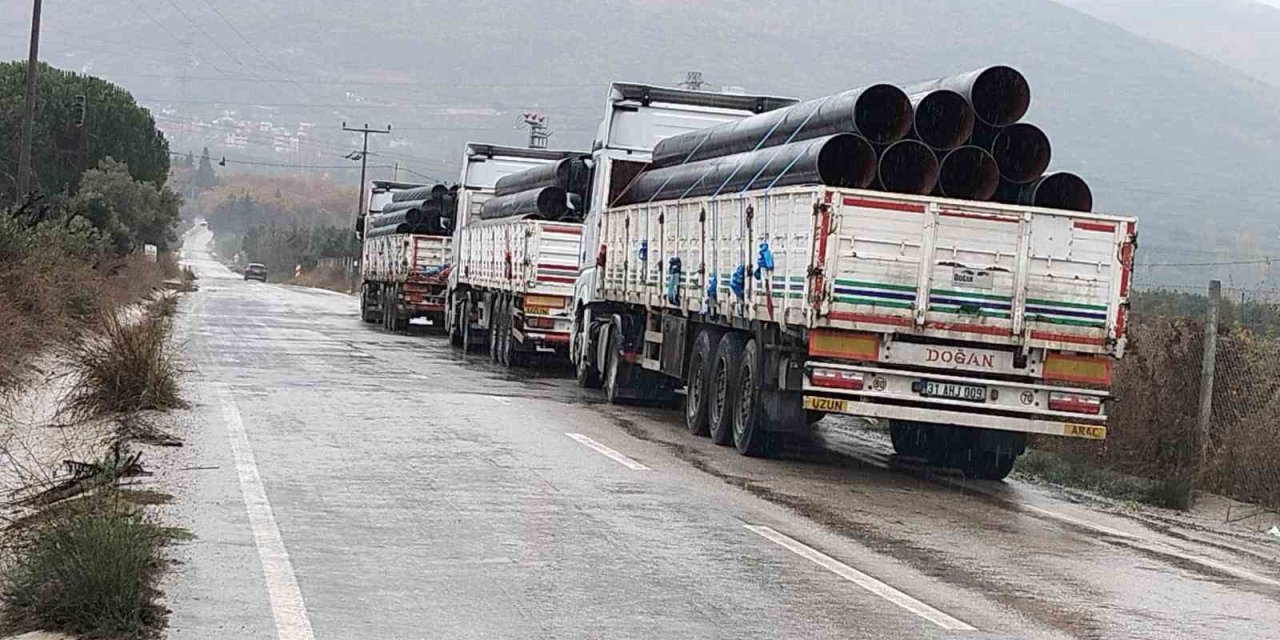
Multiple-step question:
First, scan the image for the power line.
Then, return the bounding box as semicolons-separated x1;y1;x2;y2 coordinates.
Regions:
195;0;320;104
1141;257;1276;268
160;0;244;67
168;151;389;170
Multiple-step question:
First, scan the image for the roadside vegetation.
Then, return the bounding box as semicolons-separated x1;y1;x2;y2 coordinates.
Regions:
1020;290;1280;512
2;61;190;638
184;173;359;280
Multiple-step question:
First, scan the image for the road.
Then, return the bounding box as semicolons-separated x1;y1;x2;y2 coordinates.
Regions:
162;226;1280;639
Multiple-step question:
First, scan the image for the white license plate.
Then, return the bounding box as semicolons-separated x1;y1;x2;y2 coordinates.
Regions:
920;380;987;402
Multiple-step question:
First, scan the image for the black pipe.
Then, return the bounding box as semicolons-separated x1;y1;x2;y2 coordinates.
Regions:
495;157;591;197
379;199;429;215
909;90;974;151
936;146;999;201
973;122;1052;184
998;172;1093;212
368;204;438;227
615;134;877;206
479;186;572;221
905;65;1030;127
875;139;940;195
365;223;441;238
392;184;448;203
649;85;911;168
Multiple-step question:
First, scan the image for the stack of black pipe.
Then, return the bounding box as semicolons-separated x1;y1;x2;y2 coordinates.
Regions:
614;65;1091;212
365;184;459;238
479;156;593;222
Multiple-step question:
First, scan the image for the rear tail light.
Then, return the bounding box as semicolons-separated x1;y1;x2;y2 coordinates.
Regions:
811;368;864;390
525;316;555;330
1048;392;1102;415
1042;352;1112;385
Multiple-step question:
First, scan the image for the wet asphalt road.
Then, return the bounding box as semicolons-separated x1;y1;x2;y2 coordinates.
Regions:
164;227;1280;639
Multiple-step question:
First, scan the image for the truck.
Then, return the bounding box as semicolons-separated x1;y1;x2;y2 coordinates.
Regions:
445;144;590;366
569;83;1137;480
359;180;452;331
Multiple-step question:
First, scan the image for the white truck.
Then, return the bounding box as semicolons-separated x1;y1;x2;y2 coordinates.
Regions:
570;83;1137;479
445;144;590;365
359;180;452;331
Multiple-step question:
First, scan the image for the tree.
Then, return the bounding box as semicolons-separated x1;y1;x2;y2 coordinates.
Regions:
0;62;170;203
195;147;217;191
68;159;182;255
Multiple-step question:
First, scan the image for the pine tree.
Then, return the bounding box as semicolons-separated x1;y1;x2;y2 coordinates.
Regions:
195;147;217;191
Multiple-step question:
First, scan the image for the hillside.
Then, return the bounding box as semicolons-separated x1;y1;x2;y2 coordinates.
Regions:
5;0;1280;285
1056;0;1280;89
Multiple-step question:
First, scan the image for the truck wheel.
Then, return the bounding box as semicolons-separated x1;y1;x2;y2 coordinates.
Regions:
889;420;922;458
965;453;1017;481
732;338;771;457
488;295;501;362
603;327;627;405
573;316;603;389
707;332;744;446
449;301;464;347
575;325;603;389
683;329;716;436
360;287;377;323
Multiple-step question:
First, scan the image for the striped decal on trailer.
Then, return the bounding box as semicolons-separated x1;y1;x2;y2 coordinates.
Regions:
927;289;1012;318
769;275;805;300
832;279;915;309
1025;297;1108;328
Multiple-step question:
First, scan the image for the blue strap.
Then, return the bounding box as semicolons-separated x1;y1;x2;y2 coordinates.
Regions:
740;94;835;194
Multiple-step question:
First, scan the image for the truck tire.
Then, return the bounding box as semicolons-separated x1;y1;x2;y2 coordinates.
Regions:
683;329;717;436
707;332;744;446
732;338;772;457
449;300;464;347
603;327;627;405
574;316;603;389
488;294;501;362
889;420;923;458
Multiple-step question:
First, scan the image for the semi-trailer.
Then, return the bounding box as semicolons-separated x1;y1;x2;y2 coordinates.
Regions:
567;82;1135;479
445;144;593;365
359;180;453;331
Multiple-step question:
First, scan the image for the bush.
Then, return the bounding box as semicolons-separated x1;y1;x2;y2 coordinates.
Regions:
1;495;167;637
65;308;181;418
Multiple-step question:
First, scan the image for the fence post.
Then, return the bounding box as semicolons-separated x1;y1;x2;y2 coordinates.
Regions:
1188;279;1221;507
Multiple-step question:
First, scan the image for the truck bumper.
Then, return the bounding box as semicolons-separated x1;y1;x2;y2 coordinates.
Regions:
802;396;1106;440
802;360;1108;440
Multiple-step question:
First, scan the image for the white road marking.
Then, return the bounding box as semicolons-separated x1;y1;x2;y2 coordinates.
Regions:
745;525;976;631
566;433;650;471
487;395;513;405
217;385;316;640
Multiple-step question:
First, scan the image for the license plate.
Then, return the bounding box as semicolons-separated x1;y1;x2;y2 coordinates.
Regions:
803;396;849;413
920;380;987;402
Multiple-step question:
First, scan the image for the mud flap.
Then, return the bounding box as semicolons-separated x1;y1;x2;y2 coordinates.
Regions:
760;389;807;433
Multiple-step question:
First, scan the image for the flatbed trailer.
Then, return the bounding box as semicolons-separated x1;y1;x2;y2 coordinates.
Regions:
570;83;1136;479
446;144;589;365
359;181;451;331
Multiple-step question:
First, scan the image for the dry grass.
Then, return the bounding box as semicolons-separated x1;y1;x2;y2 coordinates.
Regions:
63;308;182;420
1033;315;1280;510
291;264;355;293
1;492;168;638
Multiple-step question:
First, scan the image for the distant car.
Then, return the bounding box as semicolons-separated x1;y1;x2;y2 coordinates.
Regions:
243;263;268;282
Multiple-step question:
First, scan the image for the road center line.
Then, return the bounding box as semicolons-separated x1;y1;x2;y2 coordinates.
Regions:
217;384;316;640
566;433;650;470
745;525;976;631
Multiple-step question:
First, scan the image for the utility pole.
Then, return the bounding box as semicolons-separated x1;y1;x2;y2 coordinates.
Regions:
342;122;390;237
1189;279;1221;508
15;0;43;198
678;71;708;91
521;112;550;149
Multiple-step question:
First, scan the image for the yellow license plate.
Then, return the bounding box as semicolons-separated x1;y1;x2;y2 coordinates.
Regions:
803;396;849;413
1063;423;1107;440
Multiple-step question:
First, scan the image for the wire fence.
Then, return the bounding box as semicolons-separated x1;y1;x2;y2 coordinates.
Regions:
1055;281;1280;516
